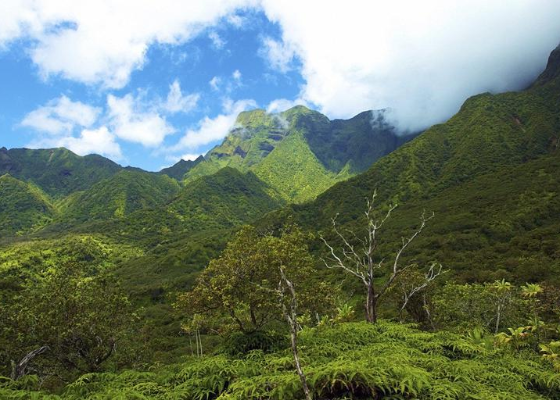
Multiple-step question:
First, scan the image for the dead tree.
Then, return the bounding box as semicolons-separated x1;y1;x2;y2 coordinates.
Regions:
278;266;312;400
398;263;445;321
321;191;433;323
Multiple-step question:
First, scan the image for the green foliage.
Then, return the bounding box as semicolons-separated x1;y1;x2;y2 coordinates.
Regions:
0;147;121;198
0;262;137;386
0;174;55;236
82;167;282;247
222;331;286;356
176;225;335;334
3;321;560;399
58;170;180;222
432;282;528;332
253;131;344;203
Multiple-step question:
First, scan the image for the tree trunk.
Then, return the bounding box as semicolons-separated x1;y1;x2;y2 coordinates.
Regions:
365;282;378;323
495;304;502;334
279;267;312;400
290;326;312;400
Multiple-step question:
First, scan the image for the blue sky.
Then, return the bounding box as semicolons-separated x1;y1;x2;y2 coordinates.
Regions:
0;10;305;171
1;1;560;171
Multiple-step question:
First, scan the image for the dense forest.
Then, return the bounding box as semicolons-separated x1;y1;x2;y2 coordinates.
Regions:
1;43;560;399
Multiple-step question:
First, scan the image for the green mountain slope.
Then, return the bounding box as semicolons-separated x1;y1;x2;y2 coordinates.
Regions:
0;174;55;236
81;167;283;244
259;43;560;283
185;106;413;202
168;167;282;230
69;168;284;298
0;147;122;197
59;170;181;223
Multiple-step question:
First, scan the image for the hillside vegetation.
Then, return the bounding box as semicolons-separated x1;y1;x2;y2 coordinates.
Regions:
0;174;55;236
2;44;560;400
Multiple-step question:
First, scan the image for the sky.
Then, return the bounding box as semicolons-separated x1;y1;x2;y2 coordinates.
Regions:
1;1;560;171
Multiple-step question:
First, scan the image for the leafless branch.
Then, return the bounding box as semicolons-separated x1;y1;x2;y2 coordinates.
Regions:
400;263;445;315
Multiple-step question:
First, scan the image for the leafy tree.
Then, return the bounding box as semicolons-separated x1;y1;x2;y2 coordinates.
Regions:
432;281;529;332
1;262;135;384
176;225;334;335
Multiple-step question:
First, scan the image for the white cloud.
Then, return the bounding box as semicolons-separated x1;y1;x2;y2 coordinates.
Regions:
28;126;122;160
266;98;307;114
6;0;560;136
261;0;560;132
226;14;245;28
208;31;225;49
21;95;101;135
1;0;257;88
181;153;202;161
209;76;222;91
163;80;199;114
173;98;257;150
107;93;174;147
232;69;242;82
56;127;122;159
207;71;242;94
20;83;198;157
260;37;296;73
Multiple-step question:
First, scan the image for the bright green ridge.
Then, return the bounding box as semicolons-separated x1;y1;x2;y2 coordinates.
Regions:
0;174;55;237
184;105;412;203
0;147;122;197
57;170;181;223
77;167;283;246
253;131;348;203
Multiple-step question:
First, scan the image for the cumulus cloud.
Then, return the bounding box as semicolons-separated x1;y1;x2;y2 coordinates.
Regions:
21;96;101;135
261;0;560;132
260;37;296;73
208;31;225;49
7;0;560;138
172;98;257;151
209;76;222;91
266;97;307;114
20;96;122;159
1;0;257;88
107;93;175;147
28;126;122;160
162;80;199;114
55;127;122;159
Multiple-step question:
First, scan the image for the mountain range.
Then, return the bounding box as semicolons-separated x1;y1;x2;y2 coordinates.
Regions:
2;43;560;321
0;105;412;238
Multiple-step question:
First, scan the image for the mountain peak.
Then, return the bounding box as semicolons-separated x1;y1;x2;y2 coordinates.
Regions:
159;156;204;180
532;43;560;87
235;109;274;129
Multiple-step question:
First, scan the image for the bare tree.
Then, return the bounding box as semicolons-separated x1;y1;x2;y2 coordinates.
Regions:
321;191;433;323
398;263;445;321
278;266;312;400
